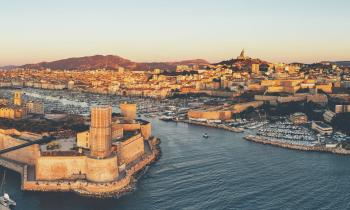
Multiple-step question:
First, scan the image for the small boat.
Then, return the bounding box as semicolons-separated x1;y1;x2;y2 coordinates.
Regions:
159;115;174;121
0;170;16;209
203;133;209;138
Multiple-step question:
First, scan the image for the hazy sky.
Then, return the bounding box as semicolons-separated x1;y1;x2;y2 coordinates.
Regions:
0;0;349;65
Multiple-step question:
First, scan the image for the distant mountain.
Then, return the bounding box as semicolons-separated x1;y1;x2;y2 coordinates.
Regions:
19;55;210;71
135;59;210;71
333;61;350;67
0;65;17;70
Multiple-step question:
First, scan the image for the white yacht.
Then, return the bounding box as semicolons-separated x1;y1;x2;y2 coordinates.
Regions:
0;171;16;209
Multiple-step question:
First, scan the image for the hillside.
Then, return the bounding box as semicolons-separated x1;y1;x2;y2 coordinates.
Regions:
214;58;270;71
333;61;350;67
19;55;210;71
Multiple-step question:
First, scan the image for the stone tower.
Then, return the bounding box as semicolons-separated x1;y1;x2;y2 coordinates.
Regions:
240;49;245;58
120;103;137;121
237;49;250;60
13;91;22;106
89;106;112;158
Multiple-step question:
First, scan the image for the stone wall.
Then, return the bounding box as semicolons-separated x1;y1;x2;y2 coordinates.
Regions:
0;133;39;165
22;146;158;196
36;154;119;182
77;131;89;149
232;101;263;113
120;104;137;120
86;155;118;182
117;123;141;132
140;123;151;140
118;134;144;165
36;156;87;180
188;109;232;120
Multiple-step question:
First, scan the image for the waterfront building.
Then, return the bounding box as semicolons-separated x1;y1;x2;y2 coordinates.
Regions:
0;106;28;120
0;92;28;120
26;101;44;115
323;110;336;123
335;105;350;113
311;121;333;135
188;107;232;122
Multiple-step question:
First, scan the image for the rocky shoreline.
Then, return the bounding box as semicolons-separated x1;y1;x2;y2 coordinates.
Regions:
68;137;161;198
244;135;350;155
20;137;162;198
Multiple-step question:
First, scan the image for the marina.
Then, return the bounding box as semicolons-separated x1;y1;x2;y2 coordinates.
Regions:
2;112;350;210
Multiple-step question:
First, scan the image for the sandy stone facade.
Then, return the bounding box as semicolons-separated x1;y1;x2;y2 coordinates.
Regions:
0;104;159;196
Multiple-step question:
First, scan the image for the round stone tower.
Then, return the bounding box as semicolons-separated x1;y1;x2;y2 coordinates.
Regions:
89;106;112;159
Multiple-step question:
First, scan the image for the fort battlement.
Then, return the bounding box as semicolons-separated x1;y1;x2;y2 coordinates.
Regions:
20;139;159;196
0;104;160;196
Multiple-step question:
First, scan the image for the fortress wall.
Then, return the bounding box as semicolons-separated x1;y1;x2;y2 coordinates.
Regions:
307;94;328;103
0;128;21;135
23;175;130;194
202;111;221;120
120;104;137;120
0;158;24;174
140;123;151;140
23;149;157;195
119;134;144;165
232;101;263;113
219;111;232;120
277;96;306;103
35;156;87;180
86;155;118;182
254;95;278;101
188;110;231;120
117;123;141;132
0;133;39;165
316;84;333;93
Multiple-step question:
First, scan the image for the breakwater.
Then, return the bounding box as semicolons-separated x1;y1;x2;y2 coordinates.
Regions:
179;120;244;133
244;135;350;155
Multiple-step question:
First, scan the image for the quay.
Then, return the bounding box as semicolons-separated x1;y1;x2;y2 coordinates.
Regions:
244;135;350;155
178;120;244;133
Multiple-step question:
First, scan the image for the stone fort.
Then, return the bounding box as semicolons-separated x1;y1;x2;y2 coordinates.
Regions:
0;101;159;196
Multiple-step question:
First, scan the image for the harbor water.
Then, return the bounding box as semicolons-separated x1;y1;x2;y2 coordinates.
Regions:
2;118;350;210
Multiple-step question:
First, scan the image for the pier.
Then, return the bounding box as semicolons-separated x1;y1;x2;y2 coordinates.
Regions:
244;135;350;155
180;120;244;133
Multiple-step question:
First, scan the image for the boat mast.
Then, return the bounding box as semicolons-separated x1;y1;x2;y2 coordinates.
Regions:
0;170;5;195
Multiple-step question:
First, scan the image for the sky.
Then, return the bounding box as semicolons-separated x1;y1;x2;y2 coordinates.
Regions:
0;0;349;66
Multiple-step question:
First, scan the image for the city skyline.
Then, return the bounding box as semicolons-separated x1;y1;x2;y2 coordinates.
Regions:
1;0;350;66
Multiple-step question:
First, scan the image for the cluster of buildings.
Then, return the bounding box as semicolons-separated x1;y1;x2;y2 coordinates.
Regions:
0;91;44;120
1;50;350;133
1;50;349;101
